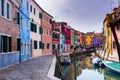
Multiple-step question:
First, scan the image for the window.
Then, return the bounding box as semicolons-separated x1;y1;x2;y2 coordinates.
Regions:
34;8;36;15
52;45;55;50
39;41;42;49
34;41;37;49
17;38;21;51
27;1;29;11
39;27;43;34
39;41;44;49
0;35;12;53
57;45;60;49
113;41;116;49
47;43;49;49
39;13;42;19
1;0;5;16
16;11;20;25
71;46;73;49
21;43;23;53
30;5;32;12
50;19;52;24
31;22;37;33
27;44;29;52
7;3;10;19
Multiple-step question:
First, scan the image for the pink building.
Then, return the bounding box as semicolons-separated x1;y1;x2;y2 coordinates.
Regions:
41;11;53;55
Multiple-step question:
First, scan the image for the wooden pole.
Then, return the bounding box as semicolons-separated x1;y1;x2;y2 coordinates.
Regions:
73;51;77;80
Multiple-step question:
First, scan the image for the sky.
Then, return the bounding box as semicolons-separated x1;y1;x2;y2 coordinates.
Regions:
35;0;118;33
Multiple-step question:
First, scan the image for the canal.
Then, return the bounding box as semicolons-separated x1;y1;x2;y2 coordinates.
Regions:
56;54;120;80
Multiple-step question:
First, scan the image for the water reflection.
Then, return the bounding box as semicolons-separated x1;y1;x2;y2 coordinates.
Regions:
61;55;120;80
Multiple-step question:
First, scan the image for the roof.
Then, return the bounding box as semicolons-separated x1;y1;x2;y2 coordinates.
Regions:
32;0;53;18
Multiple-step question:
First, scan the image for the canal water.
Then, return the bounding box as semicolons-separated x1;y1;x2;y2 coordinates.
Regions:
59;55;120;80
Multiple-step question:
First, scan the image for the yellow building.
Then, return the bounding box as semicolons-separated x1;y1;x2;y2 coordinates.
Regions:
104;13;113;55
85;32;94;48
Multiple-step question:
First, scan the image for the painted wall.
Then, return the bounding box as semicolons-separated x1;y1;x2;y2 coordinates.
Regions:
0;0;20;68
52;21;60;54
60;34;65;53
29;0;42;57
0;52;19;69
42;12;52;55
70;29;74;52
20;0;30;61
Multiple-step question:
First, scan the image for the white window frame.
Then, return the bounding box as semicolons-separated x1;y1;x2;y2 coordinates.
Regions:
6;1;11;20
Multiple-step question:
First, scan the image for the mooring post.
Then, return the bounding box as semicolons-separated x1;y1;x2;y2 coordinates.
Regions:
73;50;77;80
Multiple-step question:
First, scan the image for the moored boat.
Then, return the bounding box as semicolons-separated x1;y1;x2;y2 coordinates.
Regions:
59;53;71;66
103;60;120;75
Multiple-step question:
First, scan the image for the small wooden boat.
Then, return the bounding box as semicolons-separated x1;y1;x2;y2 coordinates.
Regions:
59;53;71;66
103;60;120;75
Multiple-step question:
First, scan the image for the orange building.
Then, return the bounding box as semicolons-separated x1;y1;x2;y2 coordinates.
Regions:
41;11;53;55
70;28;74;52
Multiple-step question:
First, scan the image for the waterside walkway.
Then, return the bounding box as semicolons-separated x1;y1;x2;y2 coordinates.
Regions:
0;55;54;80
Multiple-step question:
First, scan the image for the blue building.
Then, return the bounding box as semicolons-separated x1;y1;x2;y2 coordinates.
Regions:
19;0;30;61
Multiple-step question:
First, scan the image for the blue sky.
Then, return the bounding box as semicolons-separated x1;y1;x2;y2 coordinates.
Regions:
35;0;118;33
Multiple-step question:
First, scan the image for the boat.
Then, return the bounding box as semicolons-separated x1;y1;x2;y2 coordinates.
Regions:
104;70;120;80
92;57;104;67
59;53;71;66
103;60;120;75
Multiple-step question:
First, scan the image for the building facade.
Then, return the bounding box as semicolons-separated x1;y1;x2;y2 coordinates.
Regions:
85;32;94;48
61;22;71;53
20;0;30;61
52;21;60;54
42;11;53;55
91;33;101;48
29;0;43;57
74;30;78;51
70;28;74;52
0;0;20;68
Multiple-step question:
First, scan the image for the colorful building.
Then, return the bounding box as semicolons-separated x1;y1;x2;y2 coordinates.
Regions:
81;33;86;49
29;0;43;57
85;32;94;48
20;0;30;61
41;11;53;55
92;33;101;48
60;32;65;53
61;22;71;53
52;21;61;54
74;30;78;51
0;0;20;68
77;31;83;51
103;8;120;62
103;13;113;60
111;8;120;62
70;28;74;52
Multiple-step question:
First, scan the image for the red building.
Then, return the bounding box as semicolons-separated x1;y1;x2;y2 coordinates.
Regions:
61;22;71;53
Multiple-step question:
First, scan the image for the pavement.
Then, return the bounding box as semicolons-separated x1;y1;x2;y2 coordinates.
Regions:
0;55;54;80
